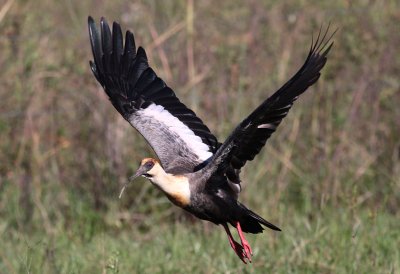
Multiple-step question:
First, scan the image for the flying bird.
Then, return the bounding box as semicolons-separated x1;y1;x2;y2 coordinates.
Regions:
88;16;334;263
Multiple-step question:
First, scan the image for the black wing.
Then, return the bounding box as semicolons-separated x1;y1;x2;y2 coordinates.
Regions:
88;17;219;173
204;25;335;175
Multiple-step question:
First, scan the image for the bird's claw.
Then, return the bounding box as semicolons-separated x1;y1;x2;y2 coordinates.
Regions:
223;223;252;264
241;239;253;259
230;240;252;264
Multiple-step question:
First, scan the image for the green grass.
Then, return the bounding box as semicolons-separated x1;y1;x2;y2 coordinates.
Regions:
1;184;398;273
1;0;399;273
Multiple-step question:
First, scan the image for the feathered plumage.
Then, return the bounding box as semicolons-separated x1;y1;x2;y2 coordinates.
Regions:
88;16;334;264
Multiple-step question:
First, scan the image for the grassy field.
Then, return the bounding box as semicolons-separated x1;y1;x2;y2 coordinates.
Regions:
1;0;399;273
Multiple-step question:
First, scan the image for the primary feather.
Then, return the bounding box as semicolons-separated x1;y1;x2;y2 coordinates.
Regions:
204;25;335;176
88;16;219;174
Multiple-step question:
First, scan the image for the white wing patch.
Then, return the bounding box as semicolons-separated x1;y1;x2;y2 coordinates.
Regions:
257;123;277;129
138;103;213;161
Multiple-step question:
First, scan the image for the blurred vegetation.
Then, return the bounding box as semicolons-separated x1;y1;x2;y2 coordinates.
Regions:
0;0;399;273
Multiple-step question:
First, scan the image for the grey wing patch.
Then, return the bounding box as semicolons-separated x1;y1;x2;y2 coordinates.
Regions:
129;104;212;173
88;17;219;173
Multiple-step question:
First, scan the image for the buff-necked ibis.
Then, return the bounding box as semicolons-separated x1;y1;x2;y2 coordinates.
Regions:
88;16;334;263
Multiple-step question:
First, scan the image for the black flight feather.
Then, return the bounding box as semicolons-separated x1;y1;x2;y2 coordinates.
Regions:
205;24;335;174
88;16;219;172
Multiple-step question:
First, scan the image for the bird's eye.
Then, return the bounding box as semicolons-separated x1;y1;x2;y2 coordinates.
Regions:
145;161;154;169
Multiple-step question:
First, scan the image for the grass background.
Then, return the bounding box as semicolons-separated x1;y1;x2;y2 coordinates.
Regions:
1;0;399;273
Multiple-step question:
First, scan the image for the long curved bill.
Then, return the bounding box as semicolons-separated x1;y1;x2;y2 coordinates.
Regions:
118;165;148;199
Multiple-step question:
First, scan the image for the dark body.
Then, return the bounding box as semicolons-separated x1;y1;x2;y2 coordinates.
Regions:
87;16;334;263
185;173;280;233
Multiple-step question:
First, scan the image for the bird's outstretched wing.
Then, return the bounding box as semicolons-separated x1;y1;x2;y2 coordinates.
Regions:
88;17;219;173
204;25;335;176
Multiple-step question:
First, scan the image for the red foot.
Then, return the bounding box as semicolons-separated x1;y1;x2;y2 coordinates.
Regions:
223;224;252;264
228;236;247;263
235;221;253;260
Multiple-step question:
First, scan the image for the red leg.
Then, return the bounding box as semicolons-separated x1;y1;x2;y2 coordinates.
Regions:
222;224;249;264
235;221;253;261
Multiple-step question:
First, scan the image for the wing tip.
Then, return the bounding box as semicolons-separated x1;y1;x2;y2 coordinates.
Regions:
88;15;94;25
310;22;337;57
88;16;143;71
137;46;148;60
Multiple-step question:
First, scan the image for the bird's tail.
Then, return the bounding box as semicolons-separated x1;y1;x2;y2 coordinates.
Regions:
238;203;281;233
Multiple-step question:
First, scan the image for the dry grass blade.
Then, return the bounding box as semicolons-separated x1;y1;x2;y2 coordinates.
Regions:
0;0;14;24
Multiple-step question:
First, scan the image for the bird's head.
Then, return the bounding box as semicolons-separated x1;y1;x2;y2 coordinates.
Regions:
130;158;162;181
137;158;162;179
119;158;163;198
119;158;190;207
